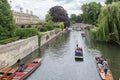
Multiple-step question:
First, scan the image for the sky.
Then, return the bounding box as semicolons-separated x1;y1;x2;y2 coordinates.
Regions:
8;0;105;20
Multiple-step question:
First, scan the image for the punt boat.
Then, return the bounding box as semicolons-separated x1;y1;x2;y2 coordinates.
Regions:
95;57;113;80
0;67;12;79
1;67;19;80
75;48;83;59
8;58;42;80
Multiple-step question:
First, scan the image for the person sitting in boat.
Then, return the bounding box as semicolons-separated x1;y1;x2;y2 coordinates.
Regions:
99;56;104;65
96;57;101;64
20;63;25;72
103;59;108;76
75;49;79;53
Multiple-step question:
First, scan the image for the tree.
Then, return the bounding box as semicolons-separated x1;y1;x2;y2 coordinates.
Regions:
49;6;70;27
91;2;120;41
59;22;64;31
0;0;16;40
81;2;101;25
70;14;82;23
76;15;82;23
70;14;77;23
45;14;53;22
105;0;120;4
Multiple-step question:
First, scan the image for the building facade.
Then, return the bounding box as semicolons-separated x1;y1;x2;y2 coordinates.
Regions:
13;8;40;24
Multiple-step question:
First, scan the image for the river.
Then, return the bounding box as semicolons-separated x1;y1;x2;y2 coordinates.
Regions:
23;30;119;80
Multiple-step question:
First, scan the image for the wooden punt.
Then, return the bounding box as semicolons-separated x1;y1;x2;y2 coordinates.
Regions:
1;67;19;80
95;57;114;80
8;58;42;80
0;67;12;79
75;48;83;59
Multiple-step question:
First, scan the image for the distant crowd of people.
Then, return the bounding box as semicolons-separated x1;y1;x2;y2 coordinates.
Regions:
96;56;109;76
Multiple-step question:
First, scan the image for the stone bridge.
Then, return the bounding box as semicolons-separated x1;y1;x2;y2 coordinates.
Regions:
71;23;92;30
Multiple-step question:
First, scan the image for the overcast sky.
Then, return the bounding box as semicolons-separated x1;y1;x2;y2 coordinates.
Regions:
8;0;105;20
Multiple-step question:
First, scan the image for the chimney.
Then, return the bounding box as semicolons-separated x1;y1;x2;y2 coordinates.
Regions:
20;8;23;13
26;9;29;14
30;11;33;15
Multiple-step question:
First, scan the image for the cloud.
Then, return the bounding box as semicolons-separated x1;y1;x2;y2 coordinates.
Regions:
8;0;105;20
53;0;73;4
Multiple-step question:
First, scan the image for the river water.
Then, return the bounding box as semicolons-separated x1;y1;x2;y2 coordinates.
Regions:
25;30;120;80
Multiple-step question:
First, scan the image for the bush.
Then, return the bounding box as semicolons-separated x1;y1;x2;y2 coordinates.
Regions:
39;27;47;32
27;24;32;28
15;28;38;39
0;37;19;44
21;25;25;28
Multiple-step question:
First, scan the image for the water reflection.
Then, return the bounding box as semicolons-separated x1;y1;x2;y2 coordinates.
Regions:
27;31;101;80
85;31;120;80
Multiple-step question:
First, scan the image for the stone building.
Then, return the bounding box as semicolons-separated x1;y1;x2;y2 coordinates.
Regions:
13;8;40;24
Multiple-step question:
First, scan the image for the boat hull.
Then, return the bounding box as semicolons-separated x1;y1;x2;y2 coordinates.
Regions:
95;57;114;80
9;58;42;80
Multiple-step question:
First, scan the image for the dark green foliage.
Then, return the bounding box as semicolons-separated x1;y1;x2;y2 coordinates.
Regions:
70;14;82;23
49;6;70;27
0;0;16;40
105;0;120;4
81;2;101;25
21;25;25;28
27;24;32;28
0;37;19;44
15;28;38;39
91;2;120;41
39;27;47;32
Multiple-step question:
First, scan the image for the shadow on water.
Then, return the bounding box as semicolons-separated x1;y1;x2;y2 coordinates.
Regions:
12;48;42;67
75;58;84;62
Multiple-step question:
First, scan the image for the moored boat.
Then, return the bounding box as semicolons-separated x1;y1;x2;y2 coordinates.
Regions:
81;32;86;37
8;58;42;80
75;48;83;59
95;57;114;80
1;67;19;80
0;67;12;80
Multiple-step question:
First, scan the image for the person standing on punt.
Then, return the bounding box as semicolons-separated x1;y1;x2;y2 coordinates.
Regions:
76;44;78;48
103;59;108;76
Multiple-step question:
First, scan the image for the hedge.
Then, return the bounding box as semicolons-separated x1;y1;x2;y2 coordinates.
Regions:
15;28;39;39
0;37;19;44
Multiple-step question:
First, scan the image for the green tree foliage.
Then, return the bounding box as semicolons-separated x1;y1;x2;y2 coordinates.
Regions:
81;2;101;25
0;0;16;40
44;14;54;30
59;22;64;31
105;0;120;4
45;20;54;30
91;2;120;41
45;14;53;22
49;6;70;27
70;14;82;23
70;14;77;23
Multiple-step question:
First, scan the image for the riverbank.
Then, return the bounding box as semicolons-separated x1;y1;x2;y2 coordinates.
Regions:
40;29;66;47
0;28;67;67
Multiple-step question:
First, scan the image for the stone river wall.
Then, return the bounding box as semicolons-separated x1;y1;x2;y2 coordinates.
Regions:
0;36;38;66
0;29;67;67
